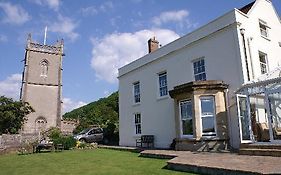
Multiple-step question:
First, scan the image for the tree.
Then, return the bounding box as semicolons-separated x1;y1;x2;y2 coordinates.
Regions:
0;96;34;134
64;92;119;144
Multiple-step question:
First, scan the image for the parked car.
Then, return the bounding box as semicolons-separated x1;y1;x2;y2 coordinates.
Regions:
73;127;103;143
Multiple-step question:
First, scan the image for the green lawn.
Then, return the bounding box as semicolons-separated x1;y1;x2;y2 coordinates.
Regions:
0;149;195;175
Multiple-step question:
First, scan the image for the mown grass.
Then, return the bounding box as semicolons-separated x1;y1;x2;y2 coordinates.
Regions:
0;149;196;175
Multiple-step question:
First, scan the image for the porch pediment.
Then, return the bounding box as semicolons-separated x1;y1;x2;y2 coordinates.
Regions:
169;80;228;98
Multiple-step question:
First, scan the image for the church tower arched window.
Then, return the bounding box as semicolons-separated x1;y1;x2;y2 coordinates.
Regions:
40;60;49;77
35;116;47;133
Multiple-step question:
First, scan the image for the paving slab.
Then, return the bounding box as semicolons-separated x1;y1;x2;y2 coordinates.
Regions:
141;150;281;175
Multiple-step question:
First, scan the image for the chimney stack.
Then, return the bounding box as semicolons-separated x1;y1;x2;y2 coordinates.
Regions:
148;36;159;53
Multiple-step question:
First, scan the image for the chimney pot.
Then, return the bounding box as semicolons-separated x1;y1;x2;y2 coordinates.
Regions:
148;37;159;53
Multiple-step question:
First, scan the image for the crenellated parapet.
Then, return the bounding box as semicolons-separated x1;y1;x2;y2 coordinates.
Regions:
26;33;64;55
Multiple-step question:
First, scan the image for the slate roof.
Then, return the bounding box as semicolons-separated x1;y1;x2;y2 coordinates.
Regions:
239;1;255;14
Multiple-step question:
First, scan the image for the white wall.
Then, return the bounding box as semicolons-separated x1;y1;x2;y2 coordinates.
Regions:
236;0;281;81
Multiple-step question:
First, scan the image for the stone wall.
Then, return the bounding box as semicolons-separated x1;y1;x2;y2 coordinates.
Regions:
0;134;39;154
61;119;78;135
175;138;229;151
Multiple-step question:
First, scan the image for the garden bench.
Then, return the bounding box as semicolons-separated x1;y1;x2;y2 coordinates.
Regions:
55;144;64;151
136;135;154;148
34;143;55;153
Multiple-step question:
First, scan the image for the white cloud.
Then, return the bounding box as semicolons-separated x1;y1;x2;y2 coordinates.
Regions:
30;0;60;11
81;6;98;16
0;74;22;100
91;28;179;83
0;2;31;25
100;1;113;12
152;10;189;26
49;15;79;41
63;98;87;113
103;90;110;97
0;34;8;42
80;1;113;16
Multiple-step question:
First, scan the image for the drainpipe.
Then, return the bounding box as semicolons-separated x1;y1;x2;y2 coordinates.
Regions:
225;89;231;149
240;28;251;82
247;37;255;80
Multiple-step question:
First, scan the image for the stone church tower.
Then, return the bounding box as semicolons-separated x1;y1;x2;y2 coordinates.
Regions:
20;34;64;134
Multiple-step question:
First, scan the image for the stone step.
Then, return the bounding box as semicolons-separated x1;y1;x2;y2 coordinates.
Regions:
240;143;281;150
239;148;281;157
167;161;257;175
98;145;143;153
140;152;176;159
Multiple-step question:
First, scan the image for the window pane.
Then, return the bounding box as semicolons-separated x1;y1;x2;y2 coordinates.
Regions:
200;97;216;136
201;98;214;115
200;59;204;66
182;119;193;135
193;62;197;68
259;23;266;30
162;87;167;96
159;72;167;97
180;101;192;119
202;73;206;80
136;124;141;134
135;114;141;134
193;59;206;81
202;116;215;134
135;114;141;123
134;82;140;103
259;54;266;63
180;100;193;135
259;52;268;74
259;22;268;37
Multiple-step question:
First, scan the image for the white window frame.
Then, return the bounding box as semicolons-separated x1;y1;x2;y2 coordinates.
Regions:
236;94;253;143
158;72;168;97
179;99;193;138
133;82;140;104
193;58;206;81
134;113;141;135
199;96;217;137
259;19;269;39
259;51;268;75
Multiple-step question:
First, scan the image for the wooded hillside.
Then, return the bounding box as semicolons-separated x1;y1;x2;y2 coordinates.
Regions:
63;92;119;143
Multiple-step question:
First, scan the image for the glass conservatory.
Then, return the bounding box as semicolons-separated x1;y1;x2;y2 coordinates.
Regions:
236;77;281;143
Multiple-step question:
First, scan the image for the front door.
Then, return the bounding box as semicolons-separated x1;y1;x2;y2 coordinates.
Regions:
237;95;252;142
268;92;281;142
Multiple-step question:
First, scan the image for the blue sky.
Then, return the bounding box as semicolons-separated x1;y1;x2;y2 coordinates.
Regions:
0;0;280;113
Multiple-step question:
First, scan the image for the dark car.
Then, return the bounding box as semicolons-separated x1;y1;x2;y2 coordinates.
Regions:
74;127;103;143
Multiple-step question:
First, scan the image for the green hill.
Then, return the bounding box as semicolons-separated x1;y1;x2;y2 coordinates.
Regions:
63;92;119;144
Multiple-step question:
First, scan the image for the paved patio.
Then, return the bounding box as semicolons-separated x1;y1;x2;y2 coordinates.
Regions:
141;150;281;175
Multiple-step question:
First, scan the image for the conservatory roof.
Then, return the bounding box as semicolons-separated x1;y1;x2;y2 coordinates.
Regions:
236;77;281;95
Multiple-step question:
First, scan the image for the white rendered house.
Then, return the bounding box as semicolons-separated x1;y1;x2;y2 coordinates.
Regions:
118;0;281;150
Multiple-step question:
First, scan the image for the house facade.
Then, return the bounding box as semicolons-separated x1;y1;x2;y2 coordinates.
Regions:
118;0;281;150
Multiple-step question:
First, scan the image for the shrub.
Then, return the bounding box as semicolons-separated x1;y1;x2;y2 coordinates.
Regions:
76;142;97;149
48;127;61;140
47;128;76;150
62;136;76;150
78;142;87;149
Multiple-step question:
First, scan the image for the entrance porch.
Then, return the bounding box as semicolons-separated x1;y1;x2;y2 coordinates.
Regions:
236;77;281;155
